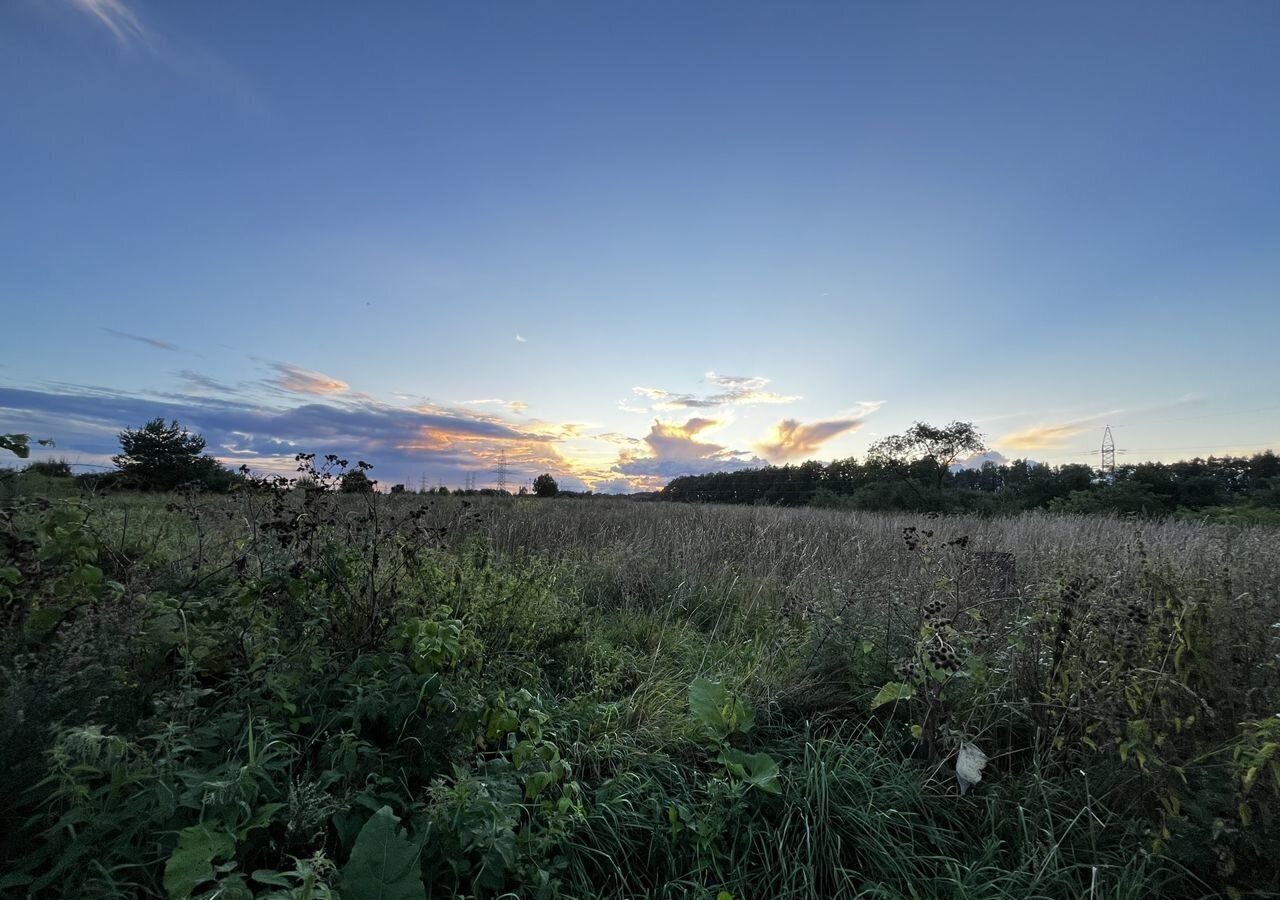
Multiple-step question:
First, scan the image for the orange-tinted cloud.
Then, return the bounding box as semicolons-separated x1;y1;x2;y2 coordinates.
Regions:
756;417;865;462
269;363;350;395
613;417;763;482
996;423;1086;450
459;398;529;413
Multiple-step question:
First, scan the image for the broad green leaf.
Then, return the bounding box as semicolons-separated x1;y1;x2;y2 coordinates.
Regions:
237;802;284;840
689;678;729;736
525;770;555;800
164;825;236;900
870;681;915;710
74;564;104;586
720;747;782;794
689;678;754;740
339;806;425;900
250;870;292;886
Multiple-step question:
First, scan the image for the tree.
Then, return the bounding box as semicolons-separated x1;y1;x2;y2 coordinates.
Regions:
533;473;559;498
866;421;987;495
113;418;227;491
340;468;375;494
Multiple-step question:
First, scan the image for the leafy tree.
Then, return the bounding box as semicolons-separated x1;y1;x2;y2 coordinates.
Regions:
533;473;559;498
867;421;987;494
340;468;375;494
113;418;227;491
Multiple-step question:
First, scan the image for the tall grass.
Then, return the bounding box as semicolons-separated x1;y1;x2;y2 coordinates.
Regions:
1;488;1276;897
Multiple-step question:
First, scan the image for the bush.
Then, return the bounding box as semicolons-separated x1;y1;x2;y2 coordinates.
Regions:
23;459;72;477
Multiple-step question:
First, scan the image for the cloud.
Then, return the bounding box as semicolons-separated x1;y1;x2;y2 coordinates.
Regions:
459;398;529;413
996;423;1087;450
590;477;636;495
177;370;238;394
0;382;612;492
69;0;149;48
628;372;800;413
755;401;884;462
705;372;801;406
757;418;862;462
594;431;644;446
268;364;350;396
952;450;1012;470
101;327;178;352
613;417;763;481
57;0;264;116
515;334;527;343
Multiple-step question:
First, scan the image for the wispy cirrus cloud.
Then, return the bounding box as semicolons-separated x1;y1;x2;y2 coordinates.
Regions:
459;398;529;413
69;0;150;48
267;363;350;396
55;0;264;116
996;422;1088;450
629;372;800;413
992;396;1205;453
101;327;179;352
177;370;240;395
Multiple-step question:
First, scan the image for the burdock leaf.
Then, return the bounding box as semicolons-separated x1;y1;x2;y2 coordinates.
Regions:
339;806;426;900
719;747;783;795
689;678;732;739
870;681;915;710
164;825;235;900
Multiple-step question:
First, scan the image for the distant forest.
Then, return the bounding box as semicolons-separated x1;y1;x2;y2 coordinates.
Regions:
659;451;1280;520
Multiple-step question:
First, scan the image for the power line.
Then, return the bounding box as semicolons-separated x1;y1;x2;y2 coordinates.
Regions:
1027;438;1279;460
1113;402;1280;429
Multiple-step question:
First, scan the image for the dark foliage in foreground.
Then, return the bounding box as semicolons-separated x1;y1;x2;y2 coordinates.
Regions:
2;452;1278;898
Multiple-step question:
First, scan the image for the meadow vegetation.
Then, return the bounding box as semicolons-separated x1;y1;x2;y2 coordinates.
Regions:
1;453;1278;898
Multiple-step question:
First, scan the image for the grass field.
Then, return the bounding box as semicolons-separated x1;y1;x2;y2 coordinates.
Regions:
2;483;1278;898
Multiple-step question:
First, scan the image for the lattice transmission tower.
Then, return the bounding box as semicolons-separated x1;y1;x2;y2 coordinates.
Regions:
1101;425;1117;482
496;451;508;494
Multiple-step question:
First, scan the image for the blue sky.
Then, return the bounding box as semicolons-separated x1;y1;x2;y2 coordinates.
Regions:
2;1;1278;490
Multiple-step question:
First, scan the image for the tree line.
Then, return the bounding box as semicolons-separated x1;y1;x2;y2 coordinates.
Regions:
8;418;1279;518
3;419;575;499
660;421;1280;518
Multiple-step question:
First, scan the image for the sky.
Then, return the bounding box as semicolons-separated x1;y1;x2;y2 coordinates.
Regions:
2;0;1278;491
